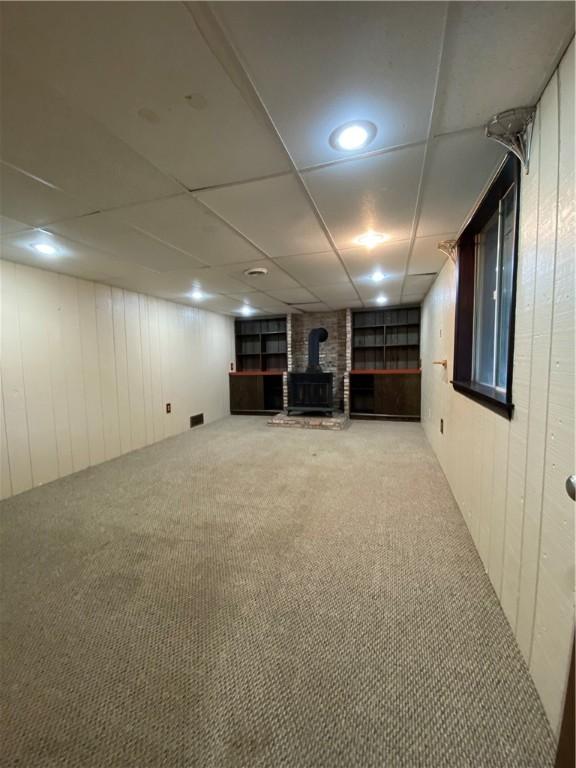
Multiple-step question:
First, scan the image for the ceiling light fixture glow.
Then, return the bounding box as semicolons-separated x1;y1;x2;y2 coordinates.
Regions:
371;269;386;283
190;288;204;301
329;120;377;152
355;230;390;249
376;295;388;305
241;304;253;316
33;243;57;256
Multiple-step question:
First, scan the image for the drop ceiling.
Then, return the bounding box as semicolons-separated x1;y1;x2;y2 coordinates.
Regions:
0;1;573;316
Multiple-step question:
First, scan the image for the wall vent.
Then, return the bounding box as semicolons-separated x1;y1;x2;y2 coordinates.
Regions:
190;413;204;428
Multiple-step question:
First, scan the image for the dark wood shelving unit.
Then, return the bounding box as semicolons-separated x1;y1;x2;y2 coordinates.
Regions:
230;316;287;414
350;306;421;420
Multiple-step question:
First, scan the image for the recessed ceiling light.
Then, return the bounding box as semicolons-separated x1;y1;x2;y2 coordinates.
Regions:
329;120;377;152
376;295;388;305
241;304;253;316
371;269;386;283
355;231;390;249
190;287;204;301
33;243;57;256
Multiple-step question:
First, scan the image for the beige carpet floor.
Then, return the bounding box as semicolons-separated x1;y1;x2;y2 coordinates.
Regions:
1;416;555;767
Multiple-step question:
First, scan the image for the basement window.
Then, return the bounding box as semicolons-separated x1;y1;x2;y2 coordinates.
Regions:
452;154;520;418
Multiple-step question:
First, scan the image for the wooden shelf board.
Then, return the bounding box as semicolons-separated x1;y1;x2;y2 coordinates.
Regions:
230;371;285;376
350;369;421;375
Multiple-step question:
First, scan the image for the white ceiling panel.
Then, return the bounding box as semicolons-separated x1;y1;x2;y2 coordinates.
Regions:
404;273;437;294
48;214;202;273
0;69;181;213
221;260;300;292
437;2;575;134
0;230;155;286
274;251;350;288
409;234;454;275
303;146;424;249
228;292;292;312
291;303;333;313
0;214;31;236
417;132;505;238
266;287;318;304
197;174;330;257
215;2;445;167
354;276;403;304
401;294;426;306
0;164;97;228
312;283;360;310
340;241;409;283
1;2;289;190
110;195;263;267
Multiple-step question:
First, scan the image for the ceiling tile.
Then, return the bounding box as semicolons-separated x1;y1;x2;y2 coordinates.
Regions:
0;69;181;213
228;292;291;313
48;214;202;273
437;2;575;134
340;241;409;283
354;276;403;304
399;295;424;306
221;260;300;291
303;146;424;249
1;3;289;190
409;234;454;275
0;214;31;236
215;2;446;167
266;287;318;304
310;283;359;302
291;303;332;313
110;195;263;267
417;132;505;238
274;251;350;288
404;273;437;294
0;163;97;228
0;230;155;286
312;283;361;310
197;174;330;257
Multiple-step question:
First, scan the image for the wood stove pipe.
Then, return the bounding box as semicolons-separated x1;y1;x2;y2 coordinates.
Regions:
306;327;328;372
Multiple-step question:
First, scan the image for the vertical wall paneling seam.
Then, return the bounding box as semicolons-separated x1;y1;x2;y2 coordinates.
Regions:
497;428;513;599
46;276;65;480
59;278;75;479
527;71;562;668
147;298;155;443
136;293;147;444
77;281;95;465
14;268;36;488
0;376;13;497
111;287;123;453
122;290;134;445
91;283;106;463
513;103;544;635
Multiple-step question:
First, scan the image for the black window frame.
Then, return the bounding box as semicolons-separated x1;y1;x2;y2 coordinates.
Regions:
452;153;521;419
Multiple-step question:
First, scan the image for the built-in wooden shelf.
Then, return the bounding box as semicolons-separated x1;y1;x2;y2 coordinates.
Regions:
230;316;287;414
350;306;421;420
235;315;287;373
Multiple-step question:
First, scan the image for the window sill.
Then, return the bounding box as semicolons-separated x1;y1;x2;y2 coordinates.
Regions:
452;380;514;419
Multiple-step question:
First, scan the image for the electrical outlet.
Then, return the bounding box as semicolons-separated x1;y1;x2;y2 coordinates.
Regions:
166;403;171;414
440;418;444;434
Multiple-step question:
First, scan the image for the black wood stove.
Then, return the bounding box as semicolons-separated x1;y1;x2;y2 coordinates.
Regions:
287;327;333;415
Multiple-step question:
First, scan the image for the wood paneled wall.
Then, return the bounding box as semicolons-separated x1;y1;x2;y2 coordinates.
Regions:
421;40;574;735
0;260;235;499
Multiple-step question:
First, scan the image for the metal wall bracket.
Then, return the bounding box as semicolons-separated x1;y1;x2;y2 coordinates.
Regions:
485;107;536;173
437;239;457;263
